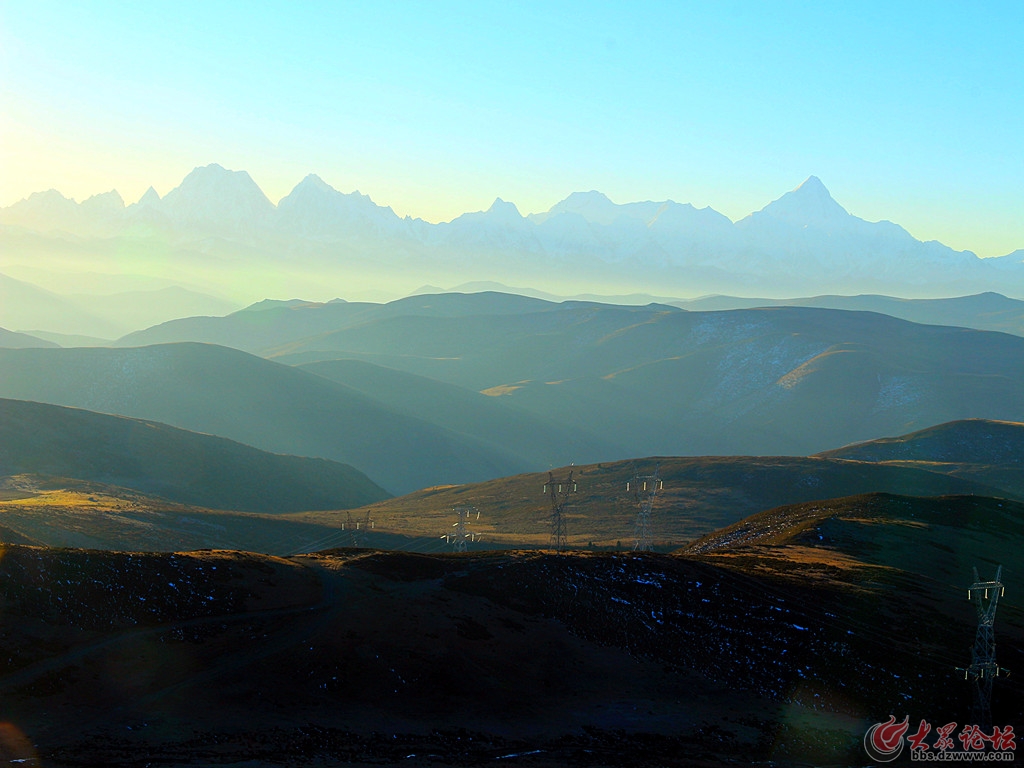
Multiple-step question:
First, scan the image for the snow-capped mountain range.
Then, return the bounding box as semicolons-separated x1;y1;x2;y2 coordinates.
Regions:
2;164;1022;298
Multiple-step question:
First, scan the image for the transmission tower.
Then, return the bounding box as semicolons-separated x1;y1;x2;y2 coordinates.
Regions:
957;565;1009;730
628;466;663;552
544;470;576;552
442;506;479;552
343;510;374;547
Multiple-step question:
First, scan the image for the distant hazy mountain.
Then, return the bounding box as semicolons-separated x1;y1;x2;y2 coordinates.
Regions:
673;291;1024;337
106;293;1024;462
0;271;238;338
3;165;1020;299
0;343;547;494
116;291;559;352
0;272;126;338
0;327;56;349
0;397;387;512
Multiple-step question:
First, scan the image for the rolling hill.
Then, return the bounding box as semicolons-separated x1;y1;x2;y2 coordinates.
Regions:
114;290;561;352
0;398;387;513
113;293;1024;460
315;454;1013;548
817;418;1024;498
0;344;539;495
673;291;1024;337
819;417;1024;465
1;494;1019;765
269;301;1024;459
0;476;346;553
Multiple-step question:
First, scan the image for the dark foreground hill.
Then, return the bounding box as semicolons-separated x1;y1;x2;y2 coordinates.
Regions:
0;508;1019;766
0;398;388;512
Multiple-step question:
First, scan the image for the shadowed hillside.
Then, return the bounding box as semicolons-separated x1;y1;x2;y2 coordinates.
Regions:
818;419;1024;498
0;398;388;512
0;514;1019;766
0;344;539;494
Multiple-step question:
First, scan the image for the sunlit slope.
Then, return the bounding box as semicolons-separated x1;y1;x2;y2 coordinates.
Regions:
319;454;1010;547
0;398;387;512
0;477;341;552
0;344;531;494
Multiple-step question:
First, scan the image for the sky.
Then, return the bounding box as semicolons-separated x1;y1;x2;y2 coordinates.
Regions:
1;1;1022;257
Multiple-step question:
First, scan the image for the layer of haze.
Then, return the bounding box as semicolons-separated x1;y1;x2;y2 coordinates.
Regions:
1;1;1022;257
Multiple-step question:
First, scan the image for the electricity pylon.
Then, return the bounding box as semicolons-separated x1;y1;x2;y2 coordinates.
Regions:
628;466;663;552
442;506;479;552
544;470;576;552
343;511;373;547
957;565;1009;730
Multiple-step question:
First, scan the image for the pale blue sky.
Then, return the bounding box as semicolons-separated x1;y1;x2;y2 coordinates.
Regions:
1;1;1021;255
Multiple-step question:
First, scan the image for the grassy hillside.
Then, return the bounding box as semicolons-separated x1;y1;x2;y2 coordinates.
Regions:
817;418;1024;498
312;454;1011;547
0;476;311;551
819;417;1024;464
0;344;537;495
0;398;388;512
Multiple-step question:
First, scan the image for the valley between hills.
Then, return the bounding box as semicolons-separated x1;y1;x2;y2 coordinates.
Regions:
0;286;1022;766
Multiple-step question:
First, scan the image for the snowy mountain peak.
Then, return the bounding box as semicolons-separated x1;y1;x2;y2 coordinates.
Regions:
295;173;335;193
795;175;828;195
487;198;522;219
754;175;849;225
160;164;275;228
537;190;625;226
82;189;125;212
137;186;161;206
